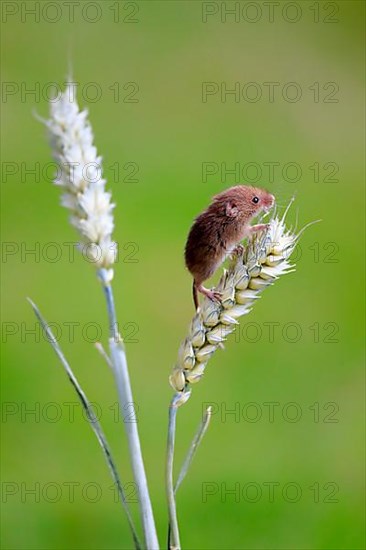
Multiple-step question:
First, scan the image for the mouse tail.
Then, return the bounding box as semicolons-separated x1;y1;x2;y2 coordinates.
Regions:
193;281;199;310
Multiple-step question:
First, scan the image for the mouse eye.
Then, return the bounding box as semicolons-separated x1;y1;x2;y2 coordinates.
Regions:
252;196;259;204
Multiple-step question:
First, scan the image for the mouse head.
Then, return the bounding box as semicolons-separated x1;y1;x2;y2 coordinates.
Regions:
213;185;275;221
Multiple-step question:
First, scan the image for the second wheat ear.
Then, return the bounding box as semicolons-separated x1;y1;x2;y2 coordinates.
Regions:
172;204;299;397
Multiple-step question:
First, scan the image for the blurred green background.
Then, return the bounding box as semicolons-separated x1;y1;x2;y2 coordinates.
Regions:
1;1;365;549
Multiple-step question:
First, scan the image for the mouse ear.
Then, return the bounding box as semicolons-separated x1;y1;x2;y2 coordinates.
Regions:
226;201;239;217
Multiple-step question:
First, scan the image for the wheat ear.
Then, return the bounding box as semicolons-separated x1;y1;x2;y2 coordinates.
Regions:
46;83;117;279
170;205;299;398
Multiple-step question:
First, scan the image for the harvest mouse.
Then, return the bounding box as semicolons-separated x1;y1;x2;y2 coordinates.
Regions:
185;185;275;309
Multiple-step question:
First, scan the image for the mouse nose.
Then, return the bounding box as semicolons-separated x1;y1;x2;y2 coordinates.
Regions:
269;194;275;205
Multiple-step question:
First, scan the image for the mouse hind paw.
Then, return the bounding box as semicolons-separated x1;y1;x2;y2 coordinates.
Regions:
197;284;222;304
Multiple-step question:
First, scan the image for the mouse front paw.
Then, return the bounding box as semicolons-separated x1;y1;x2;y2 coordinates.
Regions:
233;244;244;256
250;223;270;233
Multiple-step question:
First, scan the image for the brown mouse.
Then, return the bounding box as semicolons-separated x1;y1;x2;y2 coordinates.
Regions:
185;185;275;309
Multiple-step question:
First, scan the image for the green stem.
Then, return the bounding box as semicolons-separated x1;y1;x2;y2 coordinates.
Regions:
99;270;159;550
166;395;181;550
28;298;142;549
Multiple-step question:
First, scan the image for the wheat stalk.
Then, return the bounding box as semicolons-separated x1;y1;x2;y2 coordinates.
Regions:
34;82;159;549
28;299;142;549
166;202;312;549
